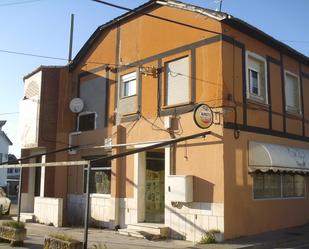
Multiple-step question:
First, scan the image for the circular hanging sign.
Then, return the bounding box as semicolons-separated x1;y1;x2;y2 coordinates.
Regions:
69;98;84;113
193;104;213;129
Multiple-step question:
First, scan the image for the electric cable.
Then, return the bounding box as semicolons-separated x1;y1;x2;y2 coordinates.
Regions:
0;0;43;7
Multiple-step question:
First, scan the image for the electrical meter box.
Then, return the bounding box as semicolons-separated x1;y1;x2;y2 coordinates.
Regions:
166;175;193;202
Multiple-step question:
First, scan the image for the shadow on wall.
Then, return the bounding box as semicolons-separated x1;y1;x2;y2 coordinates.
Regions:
193;177;214;203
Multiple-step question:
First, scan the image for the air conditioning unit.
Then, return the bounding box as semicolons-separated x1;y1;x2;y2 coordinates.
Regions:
68;131;81;155
166;175;193;202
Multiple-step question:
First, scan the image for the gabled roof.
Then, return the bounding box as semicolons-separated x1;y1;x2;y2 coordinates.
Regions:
0;121;6;130
0;131;13;146
69;0;309;70
0;121;13;146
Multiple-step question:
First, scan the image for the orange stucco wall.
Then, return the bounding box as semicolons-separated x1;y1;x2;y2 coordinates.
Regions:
64;4;225;203
223;129;309;239
222;24;309;239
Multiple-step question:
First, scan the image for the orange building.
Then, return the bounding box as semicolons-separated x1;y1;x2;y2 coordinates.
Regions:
20;0;309;242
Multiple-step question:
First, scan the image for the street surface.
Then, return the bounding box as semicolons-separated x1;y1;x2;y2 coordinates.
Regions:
0;201;308;248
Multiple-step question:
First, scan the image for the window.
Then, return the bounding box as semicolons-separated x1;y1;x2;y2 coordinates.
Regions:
78;112;96;131
285;72;301;114
84;158;111;195
165;56;190;106
0;153;2;163
120;72;137;97
253;172;306;199
246;52;267;103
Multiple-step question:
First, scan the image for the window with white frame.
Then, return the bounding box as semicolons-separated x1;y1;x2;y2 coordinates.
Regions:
165;56;190;106
246;52;267;103
83;158;111;194
120;72;137;98
285;71;301;114
78;112;96;131
253;172;306;199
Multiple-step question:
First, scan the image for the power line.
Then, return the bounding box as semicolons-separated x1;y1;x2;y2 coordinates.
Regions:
282;40;309;44
90;0;222;36
0;112;19;116
0;49;67;62
0;0;42;7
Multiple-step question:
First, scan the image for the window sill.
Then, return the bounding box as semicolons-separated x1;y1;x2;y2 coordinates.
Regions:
119;94;137;100
285;110;303;120
121;111;139;117
253;196;306;201
162;101;193;109
247;98;269;110
89;193;111;198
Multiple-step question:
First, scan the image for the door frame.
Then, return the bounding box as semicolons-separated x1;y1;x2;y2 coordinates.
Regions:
134;146;171;224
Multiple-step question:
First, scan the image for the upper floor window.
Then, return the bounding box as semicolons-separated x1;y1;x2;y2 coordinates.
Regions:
246;51;267;104
165;56;189;106
78;112;96;131
284;71;301;115
120;72;137;98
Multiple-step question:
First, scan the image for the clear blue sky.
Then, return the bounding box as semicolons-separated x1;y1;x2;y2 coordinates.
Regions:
0;0;308;157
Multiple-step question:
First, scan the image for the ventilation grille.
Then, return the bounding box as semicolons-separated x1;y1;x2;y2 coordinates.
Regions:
25;81;39;98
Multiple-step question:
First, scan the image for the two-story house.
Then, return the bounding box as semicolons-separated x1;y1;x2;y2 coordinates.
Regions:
19;0;309;242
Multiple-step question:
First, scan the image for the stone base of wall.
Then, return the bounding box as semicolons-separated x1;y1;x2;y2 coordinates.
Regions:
165;202;224;243
34;197;63;227
67;194;115;229
67;194;224;243
119;198;137;228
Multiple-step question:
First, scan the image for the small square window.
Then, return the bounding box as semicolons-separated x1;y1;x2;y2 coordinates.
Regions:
285;72;301;114
120;72;137;97
78;112;96;131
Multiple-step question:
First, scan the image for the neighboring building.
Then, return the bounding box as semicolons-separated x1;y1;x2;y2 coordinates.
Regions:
20;66;66;214
20;0;309;242
7;154;20;196
0;121;13;188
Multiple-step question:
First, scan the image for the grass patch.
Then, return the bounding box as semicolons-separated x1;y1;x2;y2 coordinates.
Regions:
200;229;221;244
2;221;25;229
49;233;75;242
91;243;107;249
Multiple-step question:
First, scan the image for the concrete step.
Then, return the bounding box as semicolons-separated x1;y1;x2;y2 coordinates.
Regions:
126;223;169;238
118;228;146;239
12;213;34;223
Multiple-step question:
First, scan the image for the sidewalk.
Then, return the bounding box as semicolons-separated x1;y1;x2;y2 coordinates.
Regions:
0;221;309;249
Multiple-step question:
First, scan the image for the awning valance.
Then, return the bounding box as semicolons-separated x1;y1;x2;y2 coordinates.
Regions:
249;141;309;174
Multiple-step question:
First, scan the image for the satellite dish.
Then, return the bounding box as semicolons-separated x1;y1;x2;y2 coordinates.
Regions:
69;98;84;113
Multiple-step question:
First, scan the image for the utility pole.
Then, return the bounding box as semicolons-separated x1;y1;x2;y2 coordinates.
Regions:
68;14;74;63
219;0;223;12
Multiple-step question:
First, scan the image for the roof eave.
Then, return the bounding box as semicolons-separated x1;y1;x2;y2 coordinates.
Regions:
222;17;309;66
0;132;13;146
69;0;158;71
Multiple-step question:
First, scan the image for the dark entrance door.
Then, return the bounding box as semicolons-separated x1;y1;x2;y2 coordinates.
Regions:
145;151;165;223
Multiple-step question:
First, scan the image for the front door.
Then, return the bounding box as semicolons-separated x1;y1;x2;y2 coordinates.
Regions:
145;151;165;223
